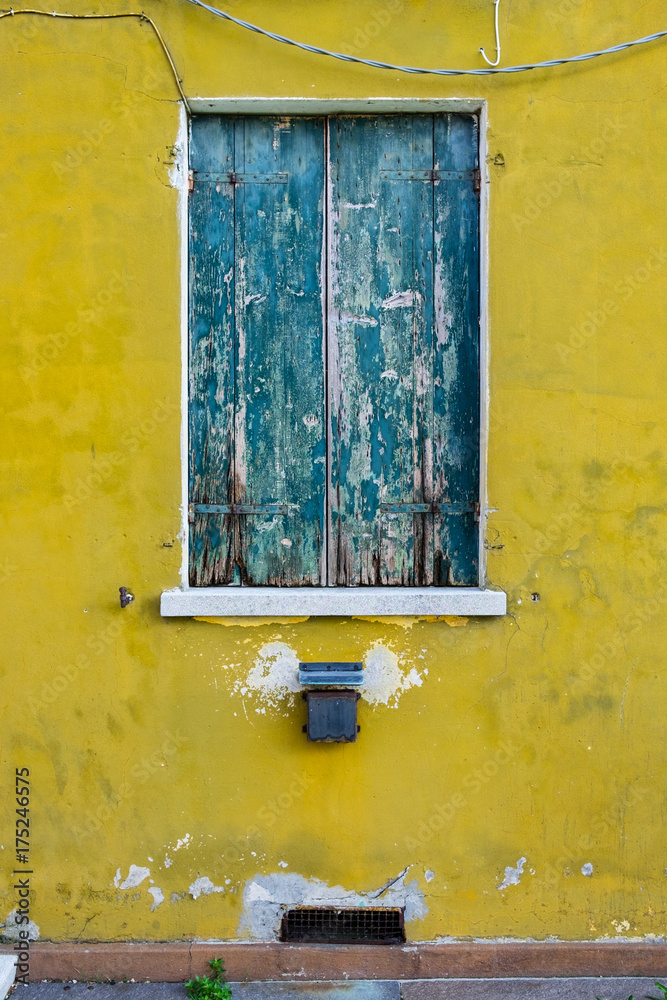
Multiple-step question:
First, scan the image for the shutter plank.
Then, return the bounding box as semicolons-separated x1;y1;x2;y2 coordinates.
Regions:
235;117;326;585
432;114;480;585
329;115;435;585
188;118;236;585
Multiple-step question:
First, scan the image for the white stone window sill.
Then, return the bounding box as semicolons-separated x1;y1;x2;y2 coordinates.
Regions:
160;587;506;617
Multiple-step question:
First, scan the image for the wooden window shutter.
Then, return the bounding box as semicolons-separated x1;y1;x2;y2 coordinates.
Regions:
328;114;480;586
188;116;327;586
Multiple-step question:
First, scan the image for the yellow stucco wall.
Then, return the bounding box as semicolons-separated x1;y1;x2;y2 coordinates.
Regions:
2;0;667;944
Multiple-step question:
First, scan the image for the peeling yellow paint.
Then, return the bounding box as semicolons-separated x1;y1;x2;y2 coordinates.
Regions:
353;616;426;628
195;616;310;627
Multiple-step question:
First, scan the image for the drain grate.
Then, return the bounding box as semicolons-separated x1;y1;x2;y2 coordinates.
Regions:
279;906;405;944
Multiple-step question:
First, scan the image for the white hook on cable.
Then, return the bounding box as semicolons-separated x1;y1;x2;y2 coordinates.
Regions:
479;0;501;67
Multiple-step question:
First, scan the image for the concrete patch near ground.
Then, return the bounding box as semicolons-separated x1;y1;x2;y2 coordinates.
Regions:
0;956;16;1000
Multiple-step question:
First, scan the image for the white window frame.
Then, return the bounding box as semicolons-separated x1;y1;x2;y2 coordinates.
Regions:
161;97;506;617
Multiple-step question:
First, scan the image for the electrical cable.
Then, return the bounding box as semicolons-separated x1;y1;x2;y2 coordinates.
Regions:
184;0;667;78
3;3;666;98
0;8;190;110
479;0;501;68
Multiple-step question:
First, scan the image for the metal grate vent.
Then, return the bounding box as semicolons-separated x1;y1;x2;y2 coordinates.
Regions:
279;906;405;945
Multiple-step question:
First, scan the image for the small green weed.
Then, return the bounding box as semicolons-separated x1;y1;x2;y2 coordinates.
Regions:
185;958;232;1000
596;981;667;1000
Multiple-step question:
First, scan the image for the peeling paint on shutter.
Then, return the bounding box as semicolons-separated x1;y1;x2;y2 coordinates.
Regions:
432;114;480;586
189;116;326;586
189;113;478;589
328;114;479;586
189;117;236;586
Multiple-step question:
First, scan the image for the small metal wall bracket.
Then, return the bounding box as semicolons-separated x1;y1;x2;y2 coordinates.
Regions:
298;661;363;686
119;587;134;608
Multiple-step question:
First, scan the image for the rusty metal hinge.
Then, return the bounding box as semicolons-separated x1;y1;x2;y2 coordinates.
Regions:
189;170;288;186
188;170;194;193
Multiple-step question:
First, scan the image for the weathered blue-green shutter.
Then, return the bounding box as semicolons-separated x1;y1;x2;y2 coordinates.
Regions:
432;114;480;586
328;114;479;586
189;116;326;586
189;117;236;586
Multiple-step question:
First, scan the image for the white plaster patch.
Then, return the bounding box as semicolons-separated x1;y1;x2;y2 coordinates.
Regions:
164;855;173;868
0;909;39;942
278;860;289;868
167;136;186;190
234;642;301;708
238;871;427;940
612;918;631;934
425;870;435;883
0;953;15;998
148;887;165;911
173;834;191;851
497;857;527;891
581;862;594;877
360;643;424;707
224;641;423;713
115;865;150;891
189;876;225;900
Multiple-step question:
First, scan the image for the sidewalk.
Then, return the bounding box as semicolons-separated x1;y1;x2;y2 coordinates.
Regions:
12;979;664;1000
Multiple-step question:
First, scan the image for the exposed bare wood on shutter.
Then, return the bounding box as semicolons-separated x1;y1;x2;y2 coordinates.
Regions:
189;113;479;589
188;116;326;586
328;114;479;586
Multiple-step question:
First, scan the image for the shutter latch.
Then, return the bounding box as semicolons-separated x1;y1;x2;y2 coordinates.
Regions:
189;502;292;522
380;501;479;516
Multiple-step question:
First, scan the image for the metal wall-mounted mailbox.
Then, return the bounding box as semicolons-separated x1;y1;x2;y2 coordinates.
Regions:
303;690;360;743
298;661;363;686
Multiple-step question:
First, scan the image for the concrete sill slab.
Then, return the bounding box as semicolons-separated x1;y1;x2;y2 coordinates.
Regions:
160;587;506;617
